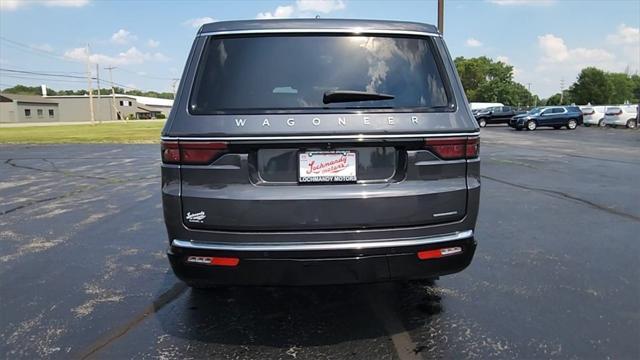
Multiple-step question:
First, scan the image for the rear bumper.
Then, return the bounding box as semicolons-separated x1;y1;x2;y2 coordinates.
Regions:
167;231;476;286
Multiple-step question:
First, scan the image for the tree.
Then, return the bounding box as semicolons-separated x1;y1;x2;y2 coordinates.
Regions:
569;67;611;105
607;72;634;104
454;56;535;106
2;85;57;96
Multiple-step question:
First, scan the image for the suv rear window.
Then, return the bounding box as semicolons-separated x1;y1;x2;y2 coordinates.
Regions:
189;35;451;114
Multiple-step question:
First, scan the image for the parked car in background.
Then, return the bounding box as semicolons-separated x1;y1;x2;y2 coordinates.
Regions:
580;106;607;127
475;105;525;127
469;102;504;111
510;106;583;131
602;105;638;128
162;19;480;287
509;107;543;128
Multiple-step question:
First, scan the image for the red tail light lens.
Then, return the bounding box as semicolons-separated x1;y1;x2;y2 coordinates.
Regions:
161;140;228;165
161;141;180;164
180;141;228;165
466;137;479;158
425;137;479;160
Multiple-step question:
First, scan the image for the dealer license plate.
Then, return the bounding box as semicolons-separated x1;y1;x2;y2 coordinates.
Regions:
298;151;357;183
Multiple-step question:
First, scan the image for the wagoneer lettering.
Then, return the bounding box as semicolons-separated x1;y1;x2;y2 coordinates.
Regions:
161;19;480;287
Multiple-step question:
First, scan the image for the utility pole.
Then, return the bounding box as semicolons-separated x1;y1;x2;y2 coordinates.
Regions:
86;44;95;125
559;78;565;105
105;66;121;122
170;78;179;99
437;0;444;34
95;63;102;123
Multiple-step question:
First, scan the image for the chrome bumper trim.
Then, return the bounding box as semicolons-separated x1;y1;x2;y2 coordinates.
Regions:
171;230;473;252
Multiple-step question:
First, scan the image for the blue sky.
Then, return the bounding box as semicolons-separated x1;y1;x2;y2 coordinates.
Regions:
0;0;638;97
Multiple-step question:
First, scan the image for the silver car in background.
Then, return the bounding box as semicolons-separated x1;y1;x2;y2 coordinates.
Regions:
602;105;638;128
580;106;606;127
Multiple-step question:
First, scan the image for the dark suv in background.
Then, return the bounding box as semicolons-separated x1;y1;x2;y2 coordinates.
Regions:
509;106;583;131
475;106;524;127
161;19;480;287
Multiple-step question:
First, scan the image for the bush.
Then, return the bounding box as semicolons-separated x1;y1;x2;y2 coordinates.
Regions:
156;113;166;119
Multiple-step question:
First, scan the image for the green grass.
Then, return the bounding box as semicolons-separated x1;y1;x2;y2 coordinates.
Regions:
0;121;165;144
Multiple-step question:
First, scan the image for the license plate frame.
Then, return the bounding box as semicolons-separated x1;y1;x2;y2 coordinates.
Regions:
298;151;357;183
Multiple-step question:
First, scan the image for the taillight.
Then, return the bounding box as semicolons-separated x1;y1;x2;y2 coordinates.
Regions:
425;137;479;160
180;141;228;165
161;141;180;164
161;140;228;165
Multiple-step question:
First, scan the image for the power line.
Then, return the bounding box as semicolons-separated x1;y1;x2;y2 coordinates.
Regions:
0;68;141;90
1;36;176;82
1;68;89;80
0;74;87;83
0;36;78;63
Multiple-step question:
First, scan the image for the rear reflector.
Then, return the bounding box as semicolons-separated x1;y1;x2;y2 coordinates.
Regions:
187;256;240;267
417;246;463;260
425;137;479;160
161;140;228;165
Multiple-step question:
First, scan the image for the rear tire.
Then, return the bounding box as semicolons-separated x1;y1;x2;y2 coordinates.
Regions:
584;123;591;127
598;119;605;127
526;120;537;131
627;119;637;129
478;118;487;128
567;119;578;130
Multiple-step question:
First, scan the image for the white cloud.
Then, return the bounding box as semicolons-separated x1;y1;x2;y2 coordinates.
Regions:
465;38;483;47
488;0;555;6
538;34;614;64
146;39;160;48
256;0;345;19
256;5;294;19
523;32;636;97
110;29;136;45
607;24;640;45
538;34;569;62
64;46;169;65
1;0;89;10
183;16;215;28
496;56;510;63
296;0;345;13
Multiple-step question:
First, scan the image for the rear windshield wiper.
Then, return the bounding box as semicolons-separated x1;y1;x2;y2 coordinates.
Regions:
323;90;395;104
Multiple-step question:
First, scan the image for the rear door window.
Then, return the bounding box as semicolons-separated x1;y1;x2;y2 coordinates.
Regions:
189;35;452;114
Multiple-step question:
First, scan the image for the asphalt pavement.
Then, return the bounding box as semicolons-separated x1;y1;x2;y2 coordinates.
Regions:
1;126;639;359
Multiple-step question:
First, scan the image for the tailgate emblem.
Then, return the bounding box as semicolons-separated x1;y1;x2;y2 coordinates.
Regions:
186;211;206;223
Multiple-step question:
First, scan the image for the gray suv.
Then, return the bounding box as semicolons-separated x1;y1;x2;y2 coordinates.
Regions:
161;19;480;287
